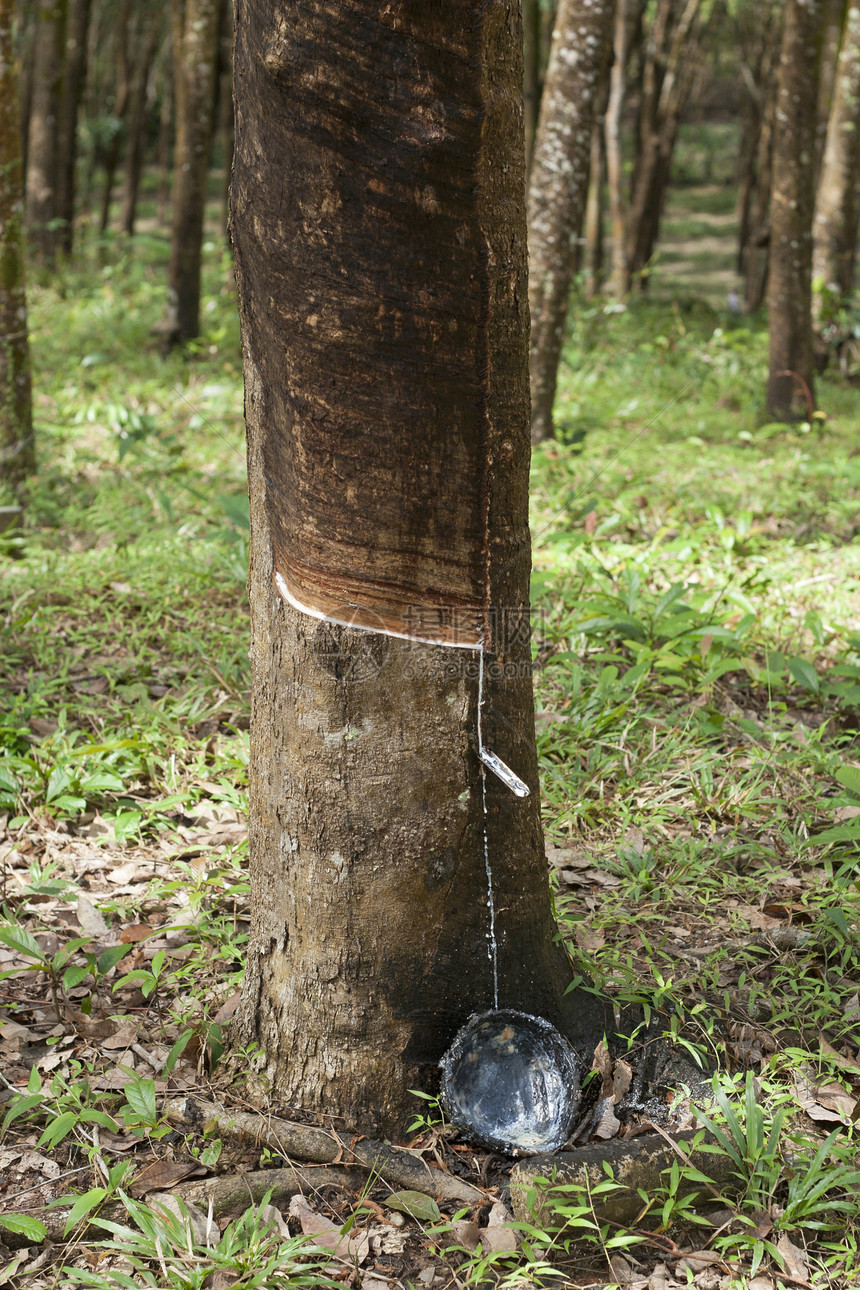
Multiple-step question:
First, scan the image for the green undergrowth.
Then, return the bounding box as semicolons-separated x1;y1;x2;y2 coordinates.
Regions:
1;223;860;1286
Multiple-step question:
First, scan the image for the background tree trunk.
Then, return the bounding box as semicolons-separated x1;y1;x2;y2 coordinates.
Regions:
583;119;606;300
816;0;848;174
25;0;68;263
605;0;629;297
767;0;824;420
54;0;90;255
161;0;220;343
812;0;860;322
624;0;707;290
0;0;34;491
231;0;609;1137
156;47;173;228
523;0;541;172
734;0;779;277
527;0;614;444
98;0;130;234
118;3;165;237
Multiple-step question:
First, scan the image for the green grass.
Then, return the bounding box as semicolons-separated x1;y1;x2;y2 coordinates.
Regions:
1;213;860;1287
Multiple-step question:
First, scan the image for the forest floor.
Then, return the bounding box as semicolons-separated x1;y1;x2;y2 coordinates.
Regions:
1;195;860;1289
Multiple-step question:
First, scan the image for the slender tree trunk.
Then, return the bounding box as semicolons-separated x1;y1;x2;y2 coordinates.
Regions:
767;0;824;420
25;0;68;263
160;0;220;343
816;0;848;174
523;0;542;172
812;1;860;322
118;4;165;237
214;0;233;235
54;0;90;255
231;0;611;1137
734;1;779;277
584;120;606;300
17;0;35;174
624;0;706;290
527;0;614;443
605;0;628;297
0;0;34;491
156;51;173;227
98;0;130;235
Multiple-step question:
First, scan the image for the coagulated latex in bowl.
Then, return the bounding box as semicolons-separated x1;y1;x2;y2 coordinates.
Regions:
440;1009;581;1155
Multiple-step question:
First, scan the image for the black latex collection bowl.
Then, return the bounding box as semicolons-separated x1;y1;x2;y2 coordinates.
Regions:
440;1009;581;1155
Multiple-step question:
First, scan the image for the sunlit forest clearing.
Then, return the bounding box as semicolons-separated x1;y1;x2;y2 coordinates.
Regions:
3;2;860;1288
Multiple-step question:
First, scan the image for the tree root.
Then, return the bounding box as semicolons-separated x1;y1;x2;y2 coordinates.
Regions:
164;1094;485;1205
2;1164;367;1249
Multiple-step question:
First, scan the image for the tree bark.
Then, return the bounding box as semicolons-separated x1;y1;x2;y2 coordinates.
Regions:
734;0;780;278
54;0;90;255
231;0;611;1138
816;0;848;174
583;119;606;300
0;0;34;491
156;46;173;227
767;0;824;420
605;0;628;298
527;0;614;444
25;0;67;263
118;3;166;237
624;0;707;291
161;0;220;343
523;0;541;172
812;1;860;322
98;0;130;235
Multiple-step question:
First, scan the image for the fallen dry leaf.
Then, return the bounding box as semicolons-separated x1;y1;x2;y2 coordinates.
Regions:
573;925;605;950
76;894;108;936
793;1070;848;1123
130;1159;203;1197
647;1263;669;1290
120;923;154;943
445;1219;480;1251
776;1232;809;1282
592;1097;622;1141
479;1200;518;1254
820;1037;860;1074
101;1023;138;1049
613;1057;633;1103
288;1194;370;1266
609;1253;636;1284
592;1040;613;1096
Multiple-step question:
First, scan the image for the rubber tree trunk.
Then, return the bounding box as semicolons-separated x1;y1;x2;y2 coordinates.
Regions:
25;0;68;264
583;120;606;300
0;0;34;491
230;0;611;1138
812;1;860;323
118;4;165;237
624;0;706;291
767;0;824;420
54;0;90;255
156;48;172;227
605;0;628;298
527;0;614;444
523;0;541;172
98;0;130;235
816;0;849;174
161;0;220;344
734;0;779;277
